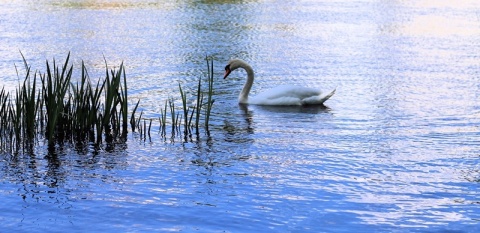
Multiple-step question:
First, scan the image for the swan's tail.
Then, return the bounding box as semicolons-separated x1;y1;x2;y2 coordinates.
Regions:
301;88;336;105
318;88;336;104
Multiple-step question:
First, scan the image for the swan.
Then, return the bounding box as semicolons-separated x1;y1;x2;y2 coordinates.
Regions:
223;59;336;106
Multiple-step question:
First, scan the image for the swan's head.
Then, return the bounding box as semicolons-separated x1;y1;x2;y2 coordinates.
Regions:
223;59;248;79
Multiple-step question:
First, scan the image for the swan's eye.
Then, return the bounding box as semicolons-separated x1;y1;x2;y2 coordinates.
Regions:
224;64;230;71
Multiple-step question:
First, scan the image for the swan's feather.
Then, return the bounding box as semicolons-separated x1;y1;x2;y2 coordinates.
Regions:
249;85;335;106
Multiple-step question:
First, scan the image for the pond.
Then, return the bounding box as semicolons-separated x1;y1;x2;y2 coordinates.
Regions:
1;0;480;232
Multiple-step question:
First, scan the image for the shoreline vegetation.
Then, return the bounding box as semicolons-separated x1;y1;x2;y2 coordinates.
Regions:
0;53;215;155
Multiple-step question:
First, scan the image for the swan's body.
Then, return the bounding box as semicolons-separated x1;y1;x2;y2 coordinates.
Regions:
223;59;335;106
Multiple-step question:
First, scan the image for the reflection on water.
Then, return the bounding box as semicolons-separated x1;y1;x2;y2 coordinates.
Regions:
0;142;129;231
1;0;480;232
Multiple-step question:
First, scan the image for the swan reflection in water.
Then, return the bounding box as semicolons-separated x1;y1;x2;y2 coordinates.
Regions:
224;59;336;106
234;102;332;131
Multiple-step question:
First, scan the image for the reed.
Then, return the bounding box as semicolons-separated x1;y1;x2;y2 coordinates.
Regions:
0;53;217;154
135;110;144;132
0;88;7;152
167;56;215;139
168;98;176;135
204;56;215;131
18;54;40;141
130;99;140;132
0;53;135;153
178;83;190;137
119;64;129;135
70;61;103;142
159;99;167;136
41;53;73;144
194;73;203;135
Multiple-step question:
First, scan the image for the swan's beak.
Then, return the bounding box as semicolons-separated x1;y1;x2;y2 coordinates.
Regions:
223;68;231;79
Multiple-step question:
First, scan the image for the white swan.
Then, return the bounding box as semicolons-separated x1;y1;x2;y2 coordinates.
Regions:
223;59;336;106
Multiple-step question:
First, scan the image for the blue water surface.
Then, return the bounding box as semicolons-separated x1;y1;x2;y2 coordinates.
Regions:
1;0;479;232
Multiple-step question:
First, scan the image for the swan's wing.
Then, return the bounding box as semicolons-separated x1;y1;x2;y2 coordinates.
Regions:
254;85;320;100
250;86;335;106
250;96;302;105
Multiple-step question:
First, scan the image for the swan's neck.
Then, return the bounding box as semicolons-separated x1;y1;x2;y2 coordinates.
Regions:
239;63;254;104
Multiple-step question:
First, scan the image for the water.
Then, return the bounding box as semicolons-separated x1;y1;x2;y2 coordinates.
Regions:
1;0;480;232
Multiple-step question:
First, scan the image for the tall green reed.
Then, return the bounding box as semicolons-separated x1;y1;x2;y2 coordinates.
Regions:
179;83;189;136
0;53;134;152
204;56;214;132
0;53;217;154
40;53;73;144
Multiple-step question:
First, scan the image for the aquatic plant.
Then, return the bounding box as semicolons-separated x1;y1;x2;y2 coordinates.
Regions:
0;53;216;154
159;100;167;136
204;56;215;132
0;53;133;153
176;56;215;140
130;56;215;142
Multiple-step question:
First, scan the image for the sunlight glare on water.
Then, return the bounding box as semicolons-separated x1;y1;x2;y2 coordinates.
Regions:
0;0;480;232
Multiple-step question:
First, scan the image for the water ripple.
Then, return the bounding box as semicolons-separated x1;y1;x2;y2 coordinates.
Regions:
1;0;480;232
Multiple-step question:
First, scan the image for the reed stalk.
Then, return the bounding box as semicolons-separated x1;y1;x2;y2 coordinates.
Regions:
18;54;39;141
204;56;215;131
137;110;144;133
119;65;129;135
130;99;140;132
40;53;73;144
194;76;203;134
168;98;176;136
178;83;190;136
160;100;167;136
148;118;152;139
